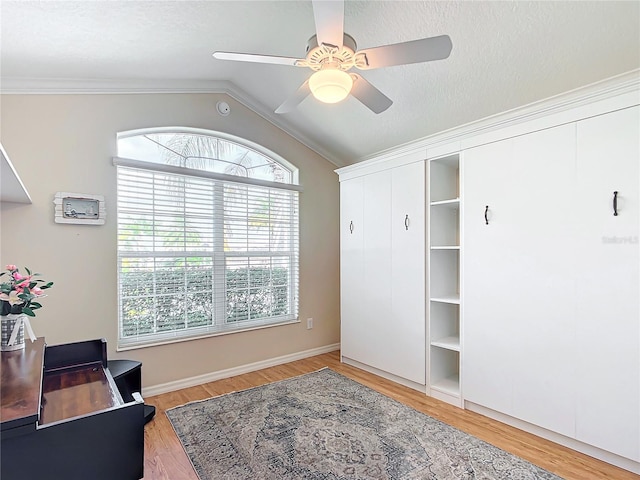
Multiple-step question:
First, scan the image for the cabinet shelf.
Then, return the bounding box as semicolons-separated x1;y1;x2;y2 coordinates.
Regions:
430;294;460;304
431;336;460;352
431;245;460;250
430;374;460;396
431;198;460;207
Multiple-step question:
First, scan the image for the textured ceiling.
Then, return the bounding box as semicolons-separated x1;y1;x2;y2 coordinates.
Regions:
1;1;639;166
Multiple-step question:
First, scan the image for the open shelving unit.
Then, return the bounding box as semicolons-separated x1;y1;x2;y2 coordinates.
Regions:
428;154;462;407
1;143;31;204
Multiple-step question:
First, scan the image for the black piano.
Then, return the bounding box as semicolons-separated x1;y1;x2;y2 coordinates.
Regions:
0;338;144;480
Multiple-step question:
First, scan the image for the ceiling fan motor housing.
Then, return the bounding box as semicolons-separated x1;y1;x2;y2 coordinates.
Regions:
300;33;366;71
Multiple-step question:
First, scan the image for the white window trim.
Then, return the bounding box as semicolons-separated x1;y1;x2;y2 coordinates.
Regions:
117;126;299;184
115;129;300;350
116;318;301;352
113;156;303;192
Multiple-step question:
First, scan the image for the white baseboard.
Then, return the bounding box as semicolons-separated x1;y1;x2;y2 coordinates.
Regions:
466;402;640;475
340;355;426;393
143;343;340;398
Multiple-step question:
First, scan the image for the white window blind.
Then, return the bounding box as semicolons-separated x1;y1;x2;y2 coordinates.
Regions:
117;165;299;349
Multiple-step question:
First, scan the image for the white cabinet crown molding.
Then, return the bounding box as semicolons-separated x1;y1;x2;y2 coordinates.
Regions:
335;149;427;182
352;69;639;168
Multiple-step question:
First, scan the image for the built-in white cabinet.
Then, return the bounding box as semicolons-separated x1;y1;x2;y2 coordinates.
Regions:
462;106;639;462
340;160;426;387
338;75;640;474
573;106;639;461
427;155;462;407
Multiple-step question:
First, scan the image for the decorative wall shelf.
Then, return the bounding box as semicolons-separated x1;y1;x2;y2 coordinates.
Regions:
0;143;31;204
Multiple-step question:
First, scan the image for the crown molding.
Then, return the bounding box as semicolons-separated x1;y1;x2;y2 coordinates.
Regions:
0;77;232;94
0;77;345;167
356;69;640;166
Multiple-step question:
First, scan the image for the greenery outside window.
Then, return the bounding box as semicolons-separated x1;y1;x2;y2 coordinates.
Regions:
115;129;300;349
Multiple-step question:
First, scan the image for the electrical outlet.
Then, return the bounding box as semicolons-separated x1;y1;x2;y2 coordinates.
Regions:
306;318;313;330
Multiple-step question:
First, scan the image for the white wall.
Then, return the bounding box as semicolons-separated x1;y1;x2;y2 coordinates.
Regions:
0;93;340;388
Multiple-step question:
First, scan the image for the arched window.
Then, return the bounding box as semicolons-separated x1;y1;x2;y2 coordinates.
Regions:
114;128;300;349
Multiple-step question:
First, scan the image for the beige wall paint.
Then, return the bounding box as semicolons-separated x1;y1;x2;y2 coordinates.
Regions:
0;93;340;388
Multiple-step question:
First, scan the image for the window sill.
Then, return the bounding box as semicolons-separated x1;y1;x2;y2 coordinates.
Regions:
116;318;300;352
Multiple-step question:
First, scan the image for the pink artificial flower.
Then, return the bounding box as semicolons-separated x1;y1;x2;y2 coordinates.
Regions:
5;264;17;271
31;287;43;296
12;272;25;281
17;277;32;288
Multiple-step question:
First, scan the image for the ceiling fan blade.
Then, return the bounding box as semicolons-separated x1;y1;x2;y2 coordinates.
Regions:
350;75;393;114
312;0;344;48
275;80;312;114
356;35;453;70
213;51;301;66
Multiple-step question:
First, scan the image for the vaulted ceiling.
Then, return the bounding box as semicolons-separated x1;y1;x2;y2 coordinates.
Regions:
1;1;639;166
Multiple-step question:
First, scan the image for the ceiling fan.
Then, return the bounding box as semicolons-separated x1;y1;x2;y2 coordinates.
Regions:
212;0;452;114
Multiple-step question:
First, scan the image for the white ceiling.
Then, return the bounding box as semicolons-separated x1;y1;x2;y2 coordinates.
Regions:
1;1;639;167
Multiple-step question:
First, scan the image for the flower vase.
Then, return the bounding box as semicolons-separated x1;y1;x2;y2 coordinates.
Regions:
1;313;25;352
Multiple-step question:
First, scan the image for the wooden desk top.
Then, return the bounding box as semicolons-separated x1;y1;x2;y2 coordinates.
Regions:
0;338;45;430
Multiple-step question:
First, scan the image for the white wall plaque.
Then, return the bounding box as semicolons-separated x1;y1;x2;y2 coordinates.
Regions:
54;192;105;225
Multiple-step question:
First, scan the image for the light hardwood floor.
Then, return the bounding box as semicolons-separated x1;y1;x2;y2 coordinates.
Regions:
143;351;638;480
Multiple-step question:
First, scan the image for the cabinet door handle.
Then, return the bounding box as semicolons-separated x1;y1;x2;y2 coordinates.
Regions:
404;214;409;230
613;191;618;216
349;221;354;234
485;205;489;225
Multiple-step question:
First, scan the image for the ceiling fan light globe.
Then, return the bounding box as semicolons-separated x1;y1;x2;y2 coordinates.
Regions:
309;69;353;104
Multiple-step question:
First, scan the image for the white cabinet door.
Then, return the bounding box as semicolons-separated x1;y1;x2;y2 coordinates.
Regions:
390;161;426;384
462;139;520;415
574;106;640;461
340;177;364;362
507;124;577;438
359;170;394;371
463;124;577;438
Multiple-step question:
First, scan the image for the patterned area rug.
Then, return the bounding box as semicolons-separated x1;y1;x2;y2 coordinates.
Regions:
166;368;562;479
